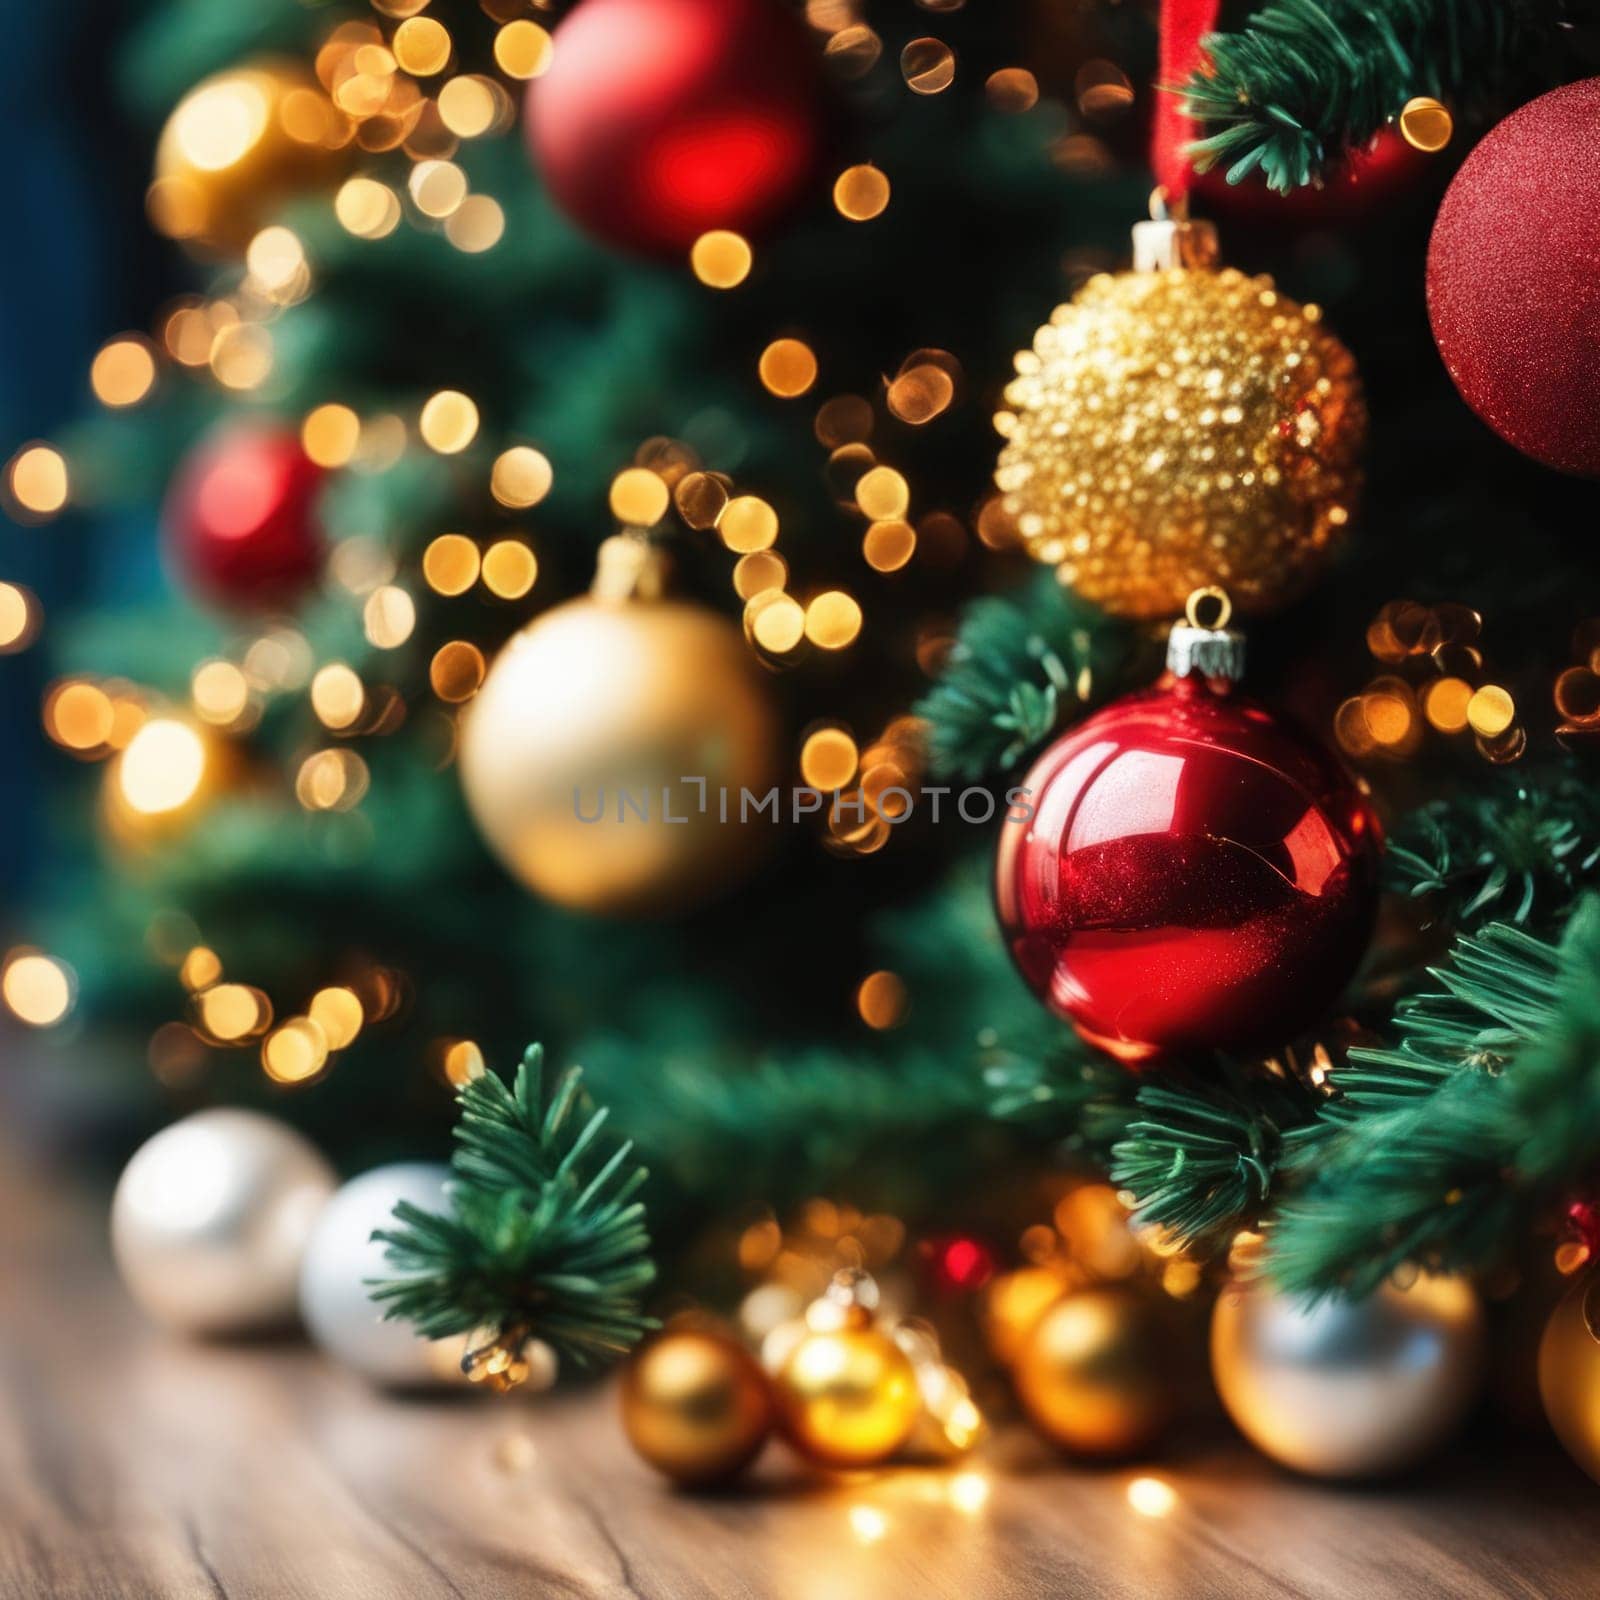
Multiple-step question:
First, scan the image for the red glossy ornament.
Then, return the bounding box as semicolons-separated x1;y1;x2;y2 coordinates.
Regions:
164;424;324;610
524;0;823;257
996;610;1380;1063
1427;79;1600;476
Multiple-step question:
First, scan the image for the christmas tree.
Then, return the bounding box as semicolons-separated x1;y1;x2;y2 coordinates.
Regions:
9;0;1600;1500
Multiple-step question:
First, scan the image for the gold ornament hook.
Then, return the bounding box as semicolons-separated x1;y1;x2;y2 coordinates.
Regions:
1185;586;1233;632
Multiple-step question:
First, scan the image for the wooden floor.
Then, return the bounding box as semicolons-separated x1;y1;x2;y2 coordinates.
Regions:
3;1147;1599;1599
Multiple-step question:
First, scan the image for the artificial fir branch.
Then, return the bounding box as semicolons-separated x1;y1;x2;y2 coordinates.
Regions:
1385;770;1600;930
916;571;1140;781
1179;0;1578;193
370;1044;656;1366
1267;902;1600;1297
1110;1062;1323;1254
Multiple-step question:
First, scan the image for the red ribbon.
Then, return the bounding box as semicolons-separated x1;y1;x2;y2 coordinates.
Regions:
1152;0;1221;203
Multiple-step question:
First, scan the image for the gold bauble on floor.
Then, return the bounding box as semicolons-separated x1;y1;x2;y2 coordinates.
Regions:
1538;1272;1600;1485
773;1323;922;1470
621;1329;774;1484
1212;1273;1485;1479
459;593;780;917
995;261;1365;620
149;60;349;254
1012;1286;1176;1458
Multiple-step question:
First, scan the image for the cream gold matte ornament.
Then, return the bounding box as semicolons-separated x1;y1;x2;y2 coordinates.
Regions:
1538;1271;1600;1485
149;61;349;255
1211;1273;1485;1478
299;1163;467;1387
1012;1286;1176;1458
112;1110;336;1336
621;1327;774;1483
995;217;1365;620
459;538;780;916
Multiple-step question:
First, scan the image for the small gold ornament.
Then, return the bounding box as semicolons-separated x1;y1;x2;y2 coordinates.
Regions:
460;538;781;916
773;1278;922;1469
995;216;1365;619
1212;1272;1485;1478
149;61;350;255
621;1328;774;1484
1012;1286;1176;1458
1538;1272;1600;1485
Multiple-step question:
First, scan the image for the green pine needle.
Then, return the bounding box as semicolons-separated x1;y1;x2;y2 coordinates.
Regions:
915;571;1141;782
1178;0;1563;193
1386;771;1600;930
1111;1063;1322;1252
1267;900;1600;1297
369;1044;656;1365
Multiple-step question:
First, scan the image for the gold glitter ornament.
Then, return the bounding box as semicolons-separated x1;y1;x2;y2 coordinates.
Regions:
995;218;1364;620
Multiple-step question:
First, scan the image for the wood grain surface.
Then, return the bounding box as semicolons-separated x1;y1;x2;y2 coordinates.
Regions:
3;1143;1599;1600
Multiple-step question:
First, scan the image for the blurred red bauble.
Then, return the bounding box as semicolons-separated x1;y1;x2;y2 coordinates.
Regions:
165;424;324;609
1427;79;1600;476
524;0;823;256
996;626;1380;1063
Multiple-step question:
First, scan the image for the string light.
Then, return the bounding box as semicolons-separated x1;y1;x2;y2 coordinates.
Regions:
2;951;75;1028
758;339;818;398
901;38;955;93
335;177;402;239
805;590;863;649
90;337;158;408
800;727;858;791
191;660;252;727
833;165;890;222
309;987;364;1049
495;20;553;79
863;520;915;571
690;230;752;288
481;539;537;599
445;194;505;252
856;970;908;1029
0;583;40;653
423;534;480;596
855;466;909;520
430;640;486;702
310;663;366;730
301;403;361;467
118;720;206;815
6;444;69;521
262;1017;330;1083
393;16;452;76
609;468;670;526
197;983;272;1042
490;446;553;508
720;495;778;553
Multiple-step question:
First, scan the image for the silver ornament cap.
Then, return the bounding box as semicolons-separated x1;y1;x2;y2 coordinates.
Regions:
1167;586;1247;682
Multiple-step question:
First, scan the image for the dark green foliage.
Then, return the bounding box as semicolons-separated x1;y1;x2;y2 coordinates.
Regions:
1111;1063;1322;1253
1268;902;1600;1296
1180;0;1574;192
370;1045;656;1363
916;571;1143;781
1386;770;1600;929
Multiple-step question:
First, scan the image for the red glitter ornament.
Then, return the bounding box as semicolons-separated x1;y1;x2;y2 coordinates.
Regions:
996;599;1381;1063
1427;79;1600;476
524;0;824;257
164;424;324;610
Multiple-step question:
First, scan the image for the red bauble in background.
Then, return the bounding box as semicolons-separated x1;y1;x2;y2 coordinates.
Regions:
524;0;824;256
996;617;1380;1063
164;424;324;609
1427;79;1600;476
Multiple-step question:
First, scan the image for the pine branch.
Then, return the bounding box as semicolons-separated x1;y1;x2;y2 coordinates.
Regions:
1266;902;1600;1297
1179;0;1580;193
369;1044;656;1365
1385;770;1600;930
1110;1062;1323;1253
986;1041;1138;1164
915;571;1140;782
